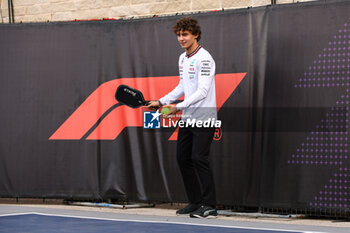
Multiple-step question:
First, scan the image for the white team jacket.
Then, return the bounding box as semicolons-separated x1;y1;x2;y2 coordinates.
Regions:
159;45;217;121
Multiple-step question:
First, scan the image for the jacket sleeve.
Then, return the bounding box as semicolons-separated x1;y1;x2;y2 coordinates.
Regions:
158;78;184;105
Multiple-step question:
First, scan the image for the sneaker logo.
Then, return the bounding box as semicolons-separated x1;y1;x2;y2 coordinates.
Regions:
203;210;213;216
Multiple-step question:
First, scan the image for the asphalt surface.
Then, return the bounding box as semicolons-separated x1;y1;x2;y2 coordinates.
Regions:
0;204;349;233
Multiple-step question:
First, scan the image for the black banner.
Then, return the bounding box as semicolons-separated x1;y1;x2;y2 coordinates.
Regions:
0;0;349;215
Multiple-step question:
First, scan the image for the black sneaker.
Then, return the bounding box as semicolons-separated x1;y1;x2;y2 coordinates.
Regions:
176;204;201;215
189;205;218;218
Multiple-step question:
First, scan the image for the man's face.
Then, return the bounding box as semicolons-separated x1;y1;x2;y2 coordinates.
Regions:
177;30;198;50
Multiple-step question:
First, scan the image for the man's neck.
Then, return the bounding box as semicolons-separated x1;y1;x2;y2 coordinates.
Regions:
185;41;199;55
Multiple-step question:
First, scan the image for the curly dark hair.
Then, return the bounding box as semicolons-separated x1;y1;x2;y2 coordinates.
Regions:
173;17;201;42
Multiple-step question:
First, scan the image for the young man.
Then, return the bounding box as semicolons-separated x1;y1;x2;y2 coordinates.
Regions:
147;17;217;218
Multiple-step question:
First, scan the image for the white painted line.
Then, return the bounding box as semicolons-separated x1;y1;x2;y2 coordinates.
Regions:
0;211;326;233
0;212;36;217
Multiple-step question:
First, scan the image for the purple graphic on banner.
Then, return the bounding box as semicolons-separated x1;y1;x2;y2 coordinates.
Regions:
295;22;350;89
292;21;350;211
310;167;349;208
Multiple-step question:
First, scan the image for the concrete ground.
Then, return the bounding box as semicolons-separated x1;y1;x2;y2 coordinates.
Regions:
0;200;349;233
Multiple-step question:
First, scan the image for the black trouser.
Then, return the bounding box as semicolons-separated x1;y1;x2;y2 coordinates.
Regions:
176;126;216;207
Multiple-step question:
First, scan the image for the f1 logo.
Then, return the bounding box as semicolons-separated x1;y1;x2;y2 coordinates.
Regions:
143;111;161;129
49;73;246;140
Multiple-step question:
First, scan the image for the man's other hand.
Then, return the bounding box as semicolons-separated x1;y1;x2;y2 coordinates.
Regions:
162;104;178;118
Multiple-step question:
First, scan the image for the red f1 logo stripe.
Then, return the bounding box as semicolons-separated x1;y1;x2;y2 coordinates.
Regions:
49;73;246;140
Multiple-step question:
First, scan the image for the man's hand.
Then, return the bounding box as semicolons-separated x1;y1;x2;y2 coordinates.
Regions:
162;104;178;118
146;100;161;110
